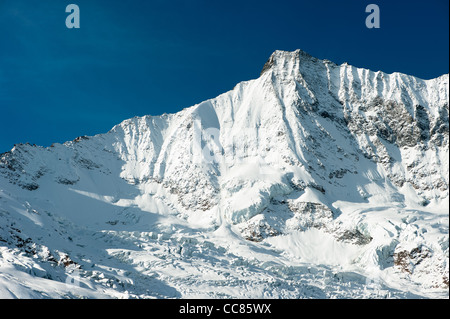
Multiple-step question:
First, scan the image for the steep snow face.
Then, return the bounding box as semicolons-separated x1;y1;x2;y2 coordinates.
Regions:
0;49;448;298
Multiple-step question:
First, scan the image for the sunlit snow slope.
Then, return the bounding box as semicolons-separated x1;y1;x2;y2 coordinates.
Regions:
0;50;448;298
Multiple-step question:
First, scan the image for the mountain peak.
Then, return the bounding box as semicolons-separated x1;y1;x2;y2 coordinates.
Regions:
260;49;322;75
0;48;448;299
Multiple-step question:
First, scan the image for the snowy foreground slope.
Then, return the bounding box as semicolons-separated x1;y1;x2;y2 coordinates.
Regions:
0;49;448;299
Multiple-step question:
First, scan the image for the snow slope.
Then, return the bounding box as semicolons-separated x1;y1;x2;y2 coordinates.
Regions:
0;49;448;298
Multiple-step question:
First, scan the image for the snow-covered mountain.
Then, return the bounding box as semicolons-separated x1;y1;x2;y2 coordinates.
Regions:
0;49;448;298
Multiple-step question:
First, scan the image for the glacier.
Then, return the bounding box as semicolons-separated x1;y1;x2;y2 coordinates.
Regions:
0;49;448;298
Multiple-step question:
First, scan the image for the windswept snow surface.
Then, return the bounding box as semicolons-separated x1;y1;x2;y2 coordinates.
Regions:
0;50;448;299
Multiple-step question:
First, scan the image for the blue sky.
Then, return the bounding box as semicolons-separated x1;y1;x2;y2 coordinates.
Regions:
0;0;448;152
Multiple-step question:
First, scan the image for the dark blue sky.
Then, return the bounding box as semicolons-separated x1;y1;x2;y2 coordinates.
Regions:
0;0;448;152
